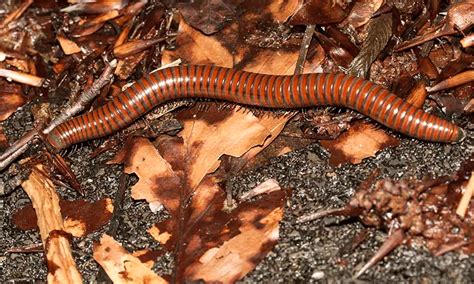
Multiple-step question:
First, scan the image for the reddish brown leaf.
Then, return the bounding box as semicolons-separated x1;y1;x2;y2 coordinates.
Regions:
339;0;383;28
320;121;400;167
0;91;25;122
13;198;114;237
109;137;182;214
177;0;238;35
148;177;287;283
265;0;300;23
289;0;351;25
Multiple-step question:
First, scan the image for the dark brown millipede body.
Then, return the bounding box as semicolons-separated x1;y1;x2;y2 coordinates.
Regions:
47;65;465;149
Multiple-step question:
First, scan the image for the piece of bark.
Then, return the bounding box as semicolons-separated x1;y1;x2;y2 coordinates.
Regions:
21;165;82;283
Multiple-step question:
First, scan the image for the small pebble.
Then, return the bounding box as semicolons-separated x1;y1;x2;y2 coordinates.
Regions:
311;271;325;280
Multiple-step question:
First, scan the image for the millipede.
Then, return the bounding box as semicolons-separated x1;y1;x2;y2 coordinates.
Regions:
46;65;465;150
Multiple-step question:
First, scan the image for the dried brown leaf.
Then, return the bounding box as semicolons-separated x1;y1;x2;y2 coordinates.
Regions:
186;206;283;282
162;8;325;75
13;198;114;237
178;0;237;35
109;137;182;214
339;0;383;28
320;121;399;167
289;0;351;25
57;36;81;55
147;176;288;282
93;234;167;284
162;19;234;67
177;105;272;189
266;0;300;23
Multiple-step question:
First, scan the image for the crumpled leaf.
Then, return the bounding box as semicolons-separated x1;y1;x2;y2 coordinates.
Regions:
177;0;238;35
348;13;393;78
348;165;474;255
111;108;289;282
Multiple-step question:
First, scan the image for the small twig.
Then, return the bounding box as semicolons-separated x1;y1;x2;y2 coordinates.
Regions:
297;206;362;223
460;33;474;48
43;60;116;134
353;229;405;279
456;171;474;218
96;173;128;283
433;240;469;257
295;25;315;75
0;68;44;87
0;128;39;170
426;70;474;93
0;142;30;172
0;60;116;172
0;0;33;29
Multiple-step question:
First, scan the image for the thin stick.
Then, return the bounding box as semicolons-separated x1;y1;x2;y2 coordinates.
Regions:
43;61;116;134
456;171;474;218
0;142;30;173
0;0;33;29
353;229;405;279
0;60;116;171
426;70;474;93
295;25;315;75
0;68;44;87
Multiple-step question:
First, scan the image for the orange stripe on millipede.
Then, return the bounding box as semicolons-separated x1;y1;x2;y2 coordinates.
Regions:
406;107;419;138
299;74;309;106
257;74;267;106
266;75;276;107
315;74;324;104
424;117;435;141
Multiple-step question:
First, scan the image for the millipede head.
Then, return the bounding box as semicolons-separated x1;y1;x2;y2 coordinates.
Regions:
454;128;466;143
46;129;68;150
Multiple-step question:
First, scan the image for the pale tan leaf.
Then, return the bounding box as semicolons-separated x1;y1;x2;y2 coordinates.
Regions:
21;165;82;283
93;234;167;284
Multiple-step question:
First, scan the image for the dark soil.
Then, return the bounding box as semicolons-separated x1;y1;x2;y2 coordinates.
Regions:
1;103;472;282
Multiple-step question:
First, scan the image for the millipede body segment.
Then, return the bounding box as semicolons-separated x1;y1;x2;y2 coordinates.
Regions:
47;65;465;149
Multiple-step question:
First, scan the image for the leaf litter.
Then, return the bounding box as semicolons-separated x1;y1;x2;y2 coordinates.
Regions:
0;0;472;282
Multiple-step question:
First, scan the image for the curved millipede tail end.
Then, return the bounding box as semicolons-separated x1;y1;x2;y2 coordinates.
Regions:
46;130;67;150
455;127;467;143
